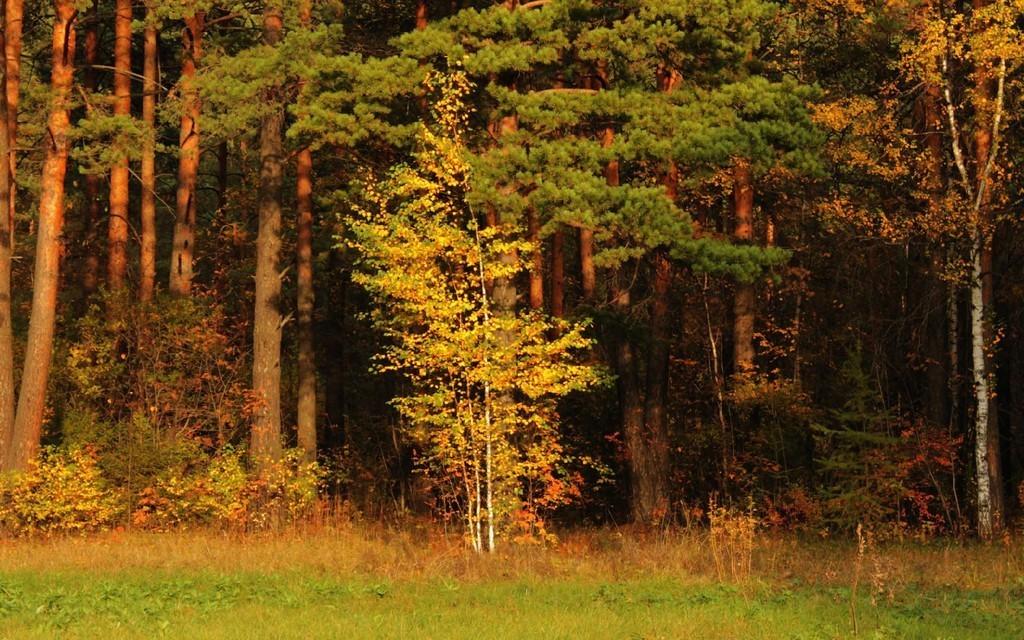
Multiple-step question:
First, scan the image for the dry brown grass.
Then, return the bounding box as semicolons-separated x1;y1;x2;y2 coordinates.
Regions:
0;521;1020;592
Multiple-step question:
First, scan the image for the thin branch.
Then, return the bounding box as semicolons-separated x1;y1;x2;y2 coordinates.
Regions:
973;57;1006;216
941;54;974;202
82;65;171;92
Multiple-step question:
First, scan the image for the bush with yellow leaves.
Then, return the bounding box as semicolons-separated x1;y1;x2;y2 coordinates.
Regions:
0;448;122;536
132;448;323;531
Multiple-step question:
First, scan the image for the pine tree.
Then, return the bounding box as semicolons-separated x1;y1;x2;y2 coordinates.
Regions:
251;4;286;471
168;8;205;296
107;0;133;293
7;0;78;471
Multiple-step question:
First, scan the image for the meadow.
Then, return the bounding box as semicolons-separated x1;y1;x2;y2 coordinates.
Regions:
0;527;1020;639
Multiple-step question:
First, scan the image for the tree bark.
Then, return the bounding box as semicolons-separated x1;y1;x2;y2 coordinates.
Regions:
216;141;228;212
549;227;564;318
416;0;429;30
528;209;543;310
107;0;132;293
0;49;14;467
639;249;672;522
732;159;755;374
579;229;595;303
251;7;285;471
920;81;949;427
295;0;317;462
629;68;681;523
970;0;1002;537
3;0;21;245
612;270;654;523
7;1;77;471
168;12;204;296
81;4;102;294
139;8;158;302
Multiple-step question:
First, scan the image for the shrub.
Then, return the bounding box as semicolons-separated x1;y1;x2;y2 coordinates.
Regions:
707;498;758;582
133;448;324;531
0;448;122;536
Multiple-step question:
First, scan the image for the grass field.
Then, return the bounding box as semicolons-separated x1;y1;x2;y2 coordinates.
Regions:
0;527;1020;638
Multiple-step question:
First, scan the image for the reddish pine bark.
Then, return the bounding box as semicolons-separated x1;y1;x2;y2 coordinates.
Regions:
140;7;159;302
81;5;102;294
168;12;205;296
732;159;756;374
107;0;132;292
579;229;595;303
528;209;543;310
3;0;21;245
0;49;14;466
7;1;77;471
416;0;429;30
549;227;565;318
295;0;317;462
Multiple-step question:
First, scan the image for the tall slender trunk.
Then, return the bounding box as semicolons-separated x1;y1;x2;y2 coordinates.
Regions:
107;0;132;292
528;209;543;310
970;241;993;536
251;8;285;471
612;270;649;522
216;141;228;211
487;105;519;316
579;229;595;303
732;159;755;374
416;0;429;30
81;4;102;294
4;0;21;245
168;12;204;296
921;81;949;426
7;1;77;471
630;68;681;523
550;227;564;318
639;249;672;522
970;0;1002;536
139;8;158;302
0;52;14;466
295;0;317;462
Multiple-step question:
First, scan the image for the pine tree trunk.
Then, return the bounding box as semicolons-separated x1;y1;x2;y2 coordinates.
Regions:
7;1;77;471
550;227;564;318
528;209;543;310
139;8;158;303
217;141;228;212
611;270;650;522
921;82;949;427
732;159;755;374
0;54;14;467
640;249;672;522
579;229;595;303
107;0;132;292
295;0;317;463
81;5;102;294
416;0;429;30
251;8;285;472
3;0;21;246
168;12;204;296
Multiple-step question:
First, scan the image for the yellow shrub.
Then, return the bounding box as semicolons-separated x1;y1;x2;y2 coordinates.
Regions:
708;498;759;582
133;448;323;531
0;448;122;536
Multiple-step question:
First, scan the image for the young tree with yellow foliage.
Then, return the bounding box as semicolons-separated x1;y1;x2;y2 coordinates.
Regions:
350;71;603;552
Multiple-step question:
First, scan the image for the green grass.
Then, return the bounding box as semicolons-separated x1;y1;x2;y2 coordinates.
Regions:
0;530;1020;638
0;570;1019;639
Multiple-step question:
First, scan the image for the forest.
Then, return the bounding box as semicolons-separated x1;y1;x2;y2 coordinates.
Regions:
0;0;1020;637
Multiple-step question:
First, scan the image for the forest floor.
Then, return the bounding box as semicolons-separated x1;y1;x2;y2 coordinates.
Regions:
0;526;1020;638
